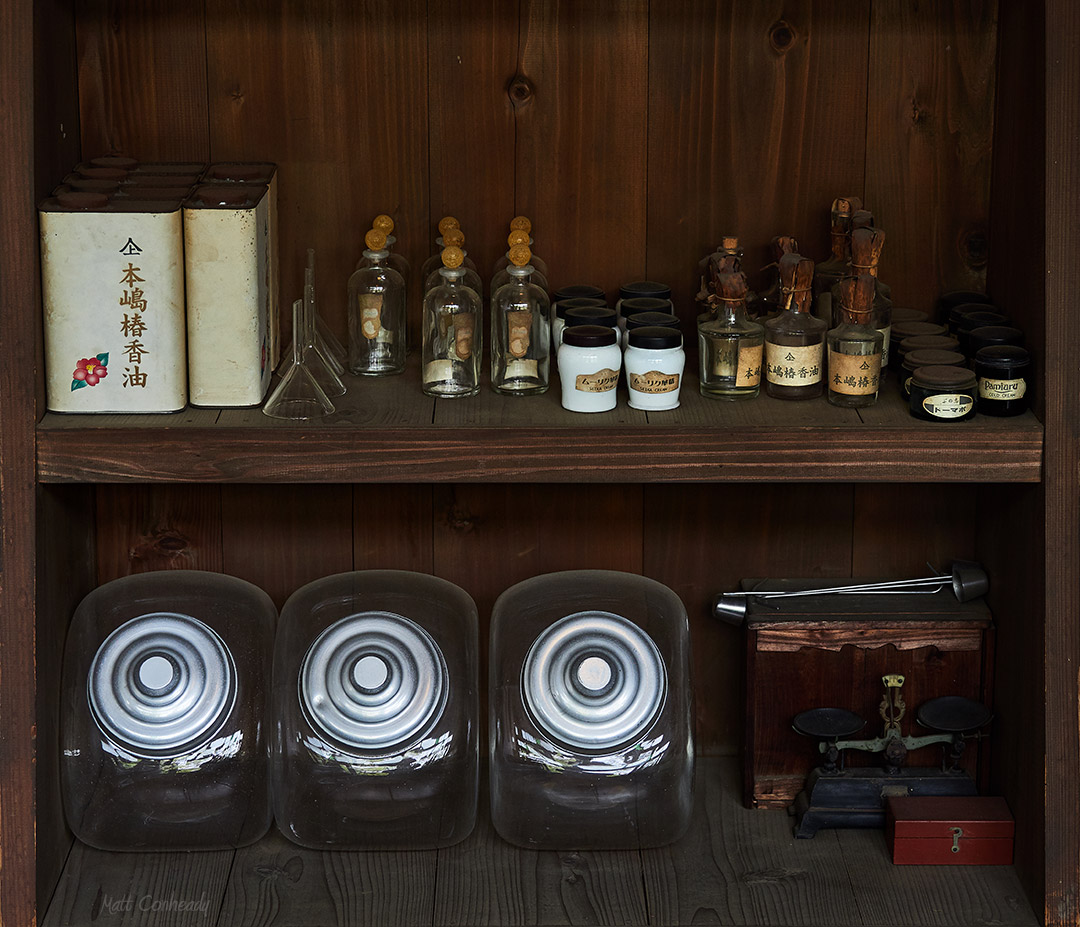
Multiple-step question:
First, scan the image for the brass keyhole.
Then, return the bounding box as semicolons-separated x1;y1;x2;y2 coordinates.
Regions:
951;826;964;853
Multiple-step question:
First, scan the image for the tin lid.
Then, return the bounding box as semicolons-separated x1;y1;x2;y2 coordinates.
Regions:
299;611;448;755
621;296;674;317
899;334;961;355
619;281;671;301
57;179;119;195
628;326;682;349
521;611;667;752
563;324;618;348
553;284;606;303
948;300;1000;327
889;307;930;324
975;344;1031;369
957;310;1010;333
902;349;966;372
555;297;608;320
204;161;275;183
89;155;139;170
53;192;111;210
75;166;129;180
190;185;261;208
88;612;237;758
891;321;949;341
564;305;617;327
626;311;680;331
968;325;1024;353
910;364;977;390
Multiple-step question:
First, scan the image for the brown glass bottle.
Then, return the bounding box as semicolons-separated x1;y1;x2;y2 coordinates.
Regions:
764;253;826;400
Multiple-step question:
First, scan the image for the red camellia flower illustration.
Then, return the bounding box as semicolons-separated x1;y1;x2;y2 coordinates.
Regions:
72;354;109;388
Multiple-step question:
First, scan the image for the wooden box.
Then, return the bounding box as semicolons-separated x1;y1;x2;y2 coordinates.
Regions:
742;579;994;808
887;796;1014;865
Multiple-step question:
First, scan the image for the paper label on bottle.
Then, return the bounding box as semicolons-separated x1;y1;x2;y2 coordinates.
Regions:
452;314;475;360
979;376;1026;400
629;370;680;394
423;359;454;385
877;325;891;368
828;349;881;395
922;393;974;418
506;358;538;380
765;342;823;385
359;294;383;340
576;368;620;393
735;344;763;387
507;309;533;358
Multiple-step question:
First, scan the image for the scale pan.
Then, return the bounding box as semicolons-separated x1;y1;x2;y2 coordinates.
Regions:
917;695;992;733
792;707;865;740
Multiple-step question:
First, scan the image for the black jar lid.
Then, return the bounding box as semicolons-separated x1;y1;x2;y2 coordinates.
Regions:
974;344;1031;369
903;349;966;372
937;291;994;319
892;321;949;341
628;326;682;350
621;296;674;316
555;296;608;320
619;280;671;301
910;364;977;390
889;307;931;324
957;310;1010;333
626;311;680;330
968;325;1024;354
899;334;961;355
553;284;606;303
563;324;618;348
564;305;618;327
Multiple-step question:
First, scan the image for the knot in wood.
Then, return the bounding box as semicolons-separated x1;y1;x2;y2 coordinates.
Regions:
507;74;535;107
769;21;796;53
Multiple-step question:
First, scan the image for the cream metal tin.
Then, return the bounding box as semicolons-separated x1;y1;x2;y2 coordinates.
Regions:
39;197;187;412
183;185;273;406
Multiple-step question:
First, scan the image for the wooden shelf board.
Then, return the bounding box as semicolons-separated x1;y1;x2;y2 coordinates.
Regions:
35;363;1043;484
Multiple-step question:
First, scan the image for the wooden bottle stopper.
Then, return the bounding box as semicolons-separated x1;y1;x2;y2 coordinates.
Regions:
718;268;748;302
508;243;532;267
850;226;885;274
507;228;530;246
721;235;740;253
442;227;465;247
779;252;815;313
364;228;387;251
438;216;460;235
441;245;465;269
839;272;876;322
851;209;875;231
373;214;394;233
510;216;532;233
772;235;799;261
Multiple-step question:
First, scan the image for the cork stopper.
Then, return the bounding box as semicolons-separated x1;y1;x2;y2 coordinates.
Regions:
772;235;799;261
510;216;532;232
717;269;748;302
507;228;530;246
850;226;885;272
508;243;532;267
720;235;740;253
441;245;465;269
442;227;465;247
365;228;388;251
373;214;395;233
839;273;876;319
438;216;460;235
851;209;875;231
778;252;814;313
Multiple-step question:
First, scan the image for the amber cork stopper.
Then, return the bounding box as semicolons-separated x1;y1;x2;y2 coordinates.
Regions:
373;214;394;233
508;244;532;267
721;235;740;253
438;216;460;235
507;229;530;246
442;227;465;247
510;216;532;233
364;228;388;251
441;246;465;269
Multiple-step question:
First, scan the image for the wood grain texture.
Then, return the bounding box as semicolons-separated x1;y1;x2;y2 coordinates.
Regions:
647;2;870;329
515;0;648;296
218;830;436;927
204;0;429;356
75;0;210;158
352;485;434;573
94;485;224;582
865;1;999;314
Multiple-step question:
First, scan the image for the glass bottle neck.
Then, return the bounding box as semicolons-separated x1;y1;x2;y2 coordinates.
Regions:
363;249;388;265
716;297;747;322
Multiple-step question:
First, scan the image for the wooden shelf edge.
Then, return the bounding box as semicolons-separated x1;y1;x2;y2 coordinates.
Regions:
35;422;1043;483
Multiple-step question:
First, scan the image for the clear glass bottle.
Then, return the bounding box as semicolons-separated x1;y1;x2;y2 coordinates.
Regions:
697;265;763;400
490;244;550;395
347;228;406;376
422;246;482;398
827;273;884;407
764;253;827;400
813;196;860;324
832;226;892;373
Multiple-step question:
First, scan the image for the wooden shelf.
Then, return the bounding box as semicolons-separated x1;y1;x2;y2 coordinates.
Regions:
41;758;1037;927
36;361;1042;484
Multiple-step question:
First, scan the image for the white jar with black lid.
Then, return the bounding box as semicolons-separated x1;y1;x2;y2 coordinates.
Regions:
625;326;685;410
558;324;622;412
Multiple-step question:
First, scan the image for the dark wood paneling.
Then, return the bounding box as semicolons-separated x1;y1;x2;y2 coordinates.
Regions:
515;0;649;295
352;485;435;573
221;485;352;610
647;2;870;326
94;485;224;582
34;0;81;197
205;0;428;351
75;0;210;158
865;1;999;314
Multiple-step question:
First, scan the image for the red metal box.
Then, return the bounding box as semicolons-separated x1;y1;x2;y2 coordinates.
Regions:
886;796;1013;865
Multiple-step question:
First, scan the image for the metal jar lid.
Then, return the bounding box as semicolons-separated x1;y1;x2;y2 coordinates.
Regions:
521;611;667;753
299;611;448;755
88;612;237;758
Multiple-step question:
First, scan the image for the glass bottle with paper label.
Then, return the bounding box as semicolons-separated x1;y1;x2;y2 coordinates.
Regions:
831;225;892;371
422;246;482;398
490;243;550;395
697;264;763;400
827;273;883;408
764;252;827;400
347;228;406;376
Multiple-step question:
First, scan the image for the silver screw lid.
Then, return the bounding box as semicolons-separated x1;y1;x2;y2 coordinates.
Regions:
299;611;448;754
87;612;237;758
522;610;667;752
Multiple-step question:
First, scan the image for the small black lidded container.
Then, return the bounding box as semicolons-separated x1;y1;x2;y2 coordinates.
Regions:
974;345;1031;416
901;349;966;398
908;365;978;422
968;325;1024;358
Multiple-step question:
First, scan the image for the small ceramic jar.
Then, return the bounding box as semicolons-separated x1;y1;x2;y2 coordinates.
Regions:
975;345;1031;416
551;296;608;353
625;326;685;410
558;325;622;412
